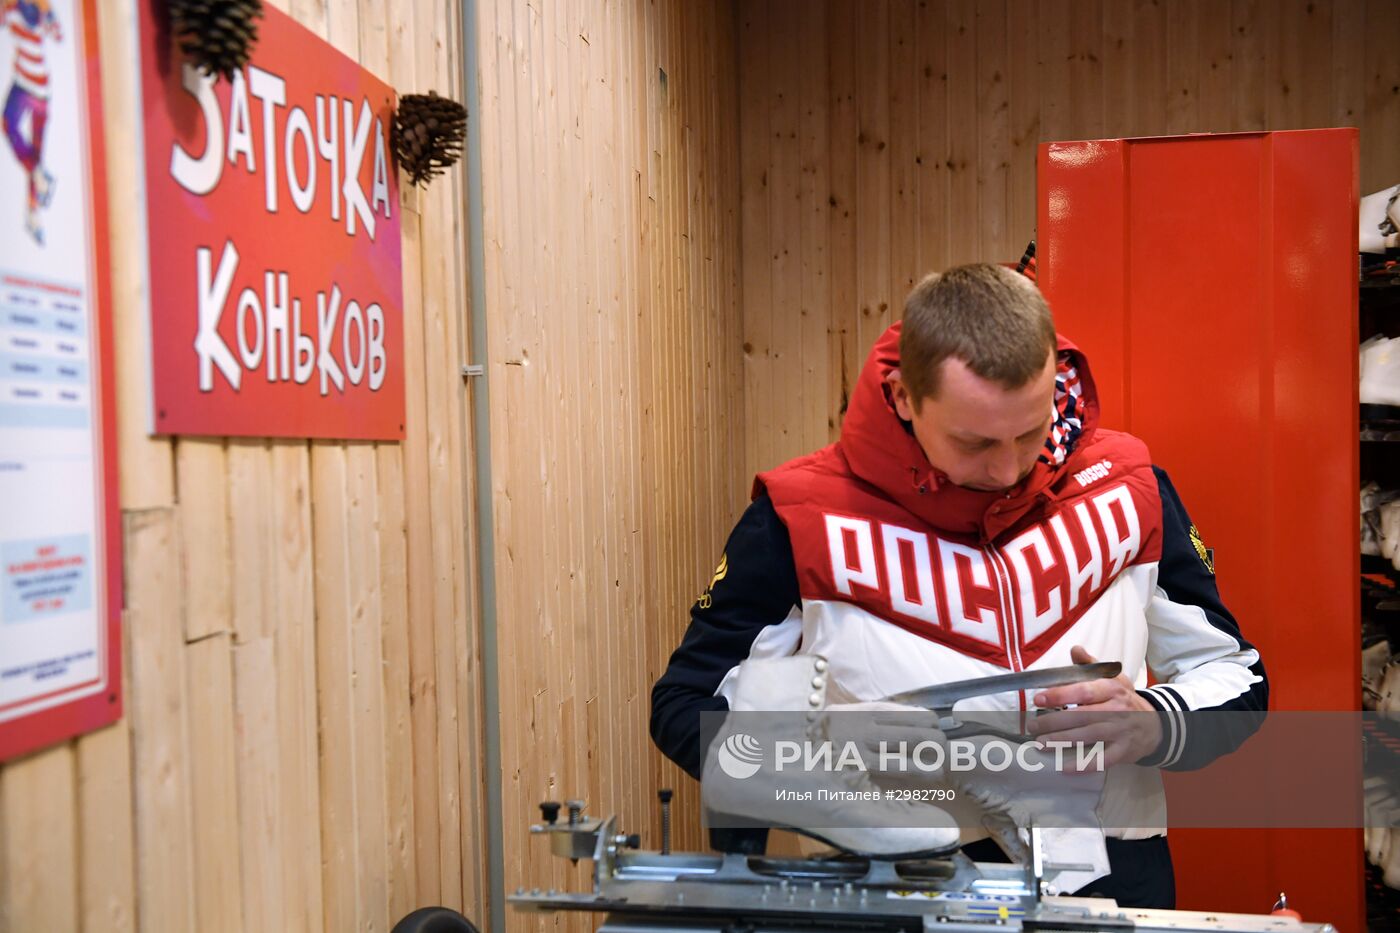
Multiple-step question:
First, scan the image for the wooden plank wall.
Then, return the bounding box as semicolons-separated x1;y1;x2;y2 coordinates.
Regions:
740;0;1400;480
473;0;743;926
0;0;487;931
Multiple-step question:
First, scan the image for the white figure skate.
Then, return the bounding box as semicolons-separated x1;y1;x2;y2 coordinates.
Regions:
702;655;963;859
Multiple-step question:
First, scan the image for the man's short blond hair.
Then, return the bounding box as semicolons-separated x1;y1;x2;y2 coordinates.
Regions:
898;263;1056;408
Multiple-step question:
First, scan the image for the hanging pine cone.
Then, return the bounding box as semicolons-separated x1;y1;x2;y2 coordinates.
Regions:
168;0;264;81
393;92;467;187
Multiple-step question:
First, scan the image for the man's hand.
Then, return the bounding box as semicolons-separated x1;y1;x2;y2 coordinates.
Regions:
1026;646;1163;767
823;701;948;787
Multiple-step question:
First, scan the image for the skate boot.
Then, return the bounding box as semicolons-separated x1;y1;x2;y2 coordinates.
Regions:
950;733;1110;894
1362;337;1400;408
34;167;55;209
701;655;963;859
25;205;43;246
1381;500;1400;566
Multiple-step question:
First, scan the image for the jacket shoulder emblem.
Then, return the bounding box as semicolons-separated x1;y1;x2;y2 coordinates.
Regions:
697;553;728;608
1188;523;1215;575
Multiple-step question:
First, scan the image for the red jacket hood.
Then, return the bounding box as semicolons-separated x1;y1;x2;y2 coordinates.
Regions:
835;321;1102;538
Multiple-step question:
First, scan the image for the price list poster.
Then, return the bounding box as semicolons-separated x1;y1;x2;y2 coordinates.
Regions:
0;0;121;760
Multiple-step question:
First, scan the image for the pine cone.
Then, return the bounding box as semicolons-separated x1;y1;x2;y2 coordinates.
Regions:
393;92;467;187
169;0;264;82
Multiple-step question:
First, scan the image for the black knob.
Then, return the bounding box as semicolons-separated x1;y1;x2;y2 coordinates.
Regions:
658;788;674;855
539;801;561;825
624;833;641;848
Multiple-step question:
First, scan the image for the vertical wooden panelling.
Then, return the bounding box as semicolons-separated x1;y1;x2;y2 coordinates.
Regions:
270;443;326;931
889;2;921;334
475;0;744;926
376;443;417;922
740;2;773;486
232;636;284;932
1007;0;1038;245
1103;0;1166;141
945;0;979;270
100;0;174;513
0;746;77;931
800;1;832;454
0;0;482;930
77;713;136;933
1332;1;1366;132
914;1;951;283
770;0;804;461
974;1;1010;264
855;2;893;369
828;1;859;443
1164;0;1201;134
125;508;197;933
1230;0;1269;131
317;195;358;933
1361;0;1400;194
176;440;231;641
185;635;245;933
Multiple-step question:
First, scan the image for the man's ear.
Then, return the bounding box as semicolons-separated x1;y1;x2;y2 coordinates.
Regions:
886;369;916;421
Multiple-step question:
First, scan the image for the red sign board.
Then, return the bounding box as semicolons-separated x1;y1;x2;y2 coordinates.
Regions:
137;3;404;439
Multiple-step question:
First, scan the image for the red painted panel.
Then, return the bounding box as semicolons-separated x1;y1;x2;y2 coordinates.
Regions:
1040;130;1361;930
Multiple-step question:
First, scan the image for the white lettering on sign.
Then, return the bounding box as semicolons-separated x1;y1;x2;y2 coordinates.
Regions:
193;241;386;396
315;95;341;222
226;71;256;172
171;64;224;196
195;241;241;391
248;65;287;213
167;66;391;235
285;106;316;213
342;97;374;238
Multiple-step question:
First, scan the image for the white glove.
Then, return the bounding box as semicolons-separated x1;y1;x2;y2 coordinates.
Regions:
821;701;949;788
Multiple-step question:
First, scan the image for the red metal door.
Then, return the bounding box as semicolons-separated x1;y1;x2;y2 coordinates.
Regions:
1039;130;1361;930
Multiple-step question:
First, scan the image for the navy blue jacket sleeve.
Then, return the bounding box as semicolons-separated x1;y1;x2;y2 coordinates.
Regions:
1135;467;1269;771
650;493;800;779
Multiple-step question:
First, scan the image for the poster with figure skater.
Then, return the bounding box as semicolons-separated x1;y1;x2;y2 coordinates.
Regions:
0;0;122;762
3;0;59;245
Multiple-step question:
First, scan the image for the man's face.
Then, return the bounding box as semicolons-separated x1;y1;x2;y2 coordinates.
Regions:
888;351;1057;492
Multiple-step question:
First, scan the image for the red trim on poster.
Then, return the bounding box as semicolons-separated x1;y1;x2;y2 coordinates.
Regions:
0;0;123;762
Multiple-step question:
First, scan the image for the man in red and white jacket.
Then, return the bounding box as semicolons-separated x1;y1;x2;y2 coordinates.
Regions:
651;263;1267;909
